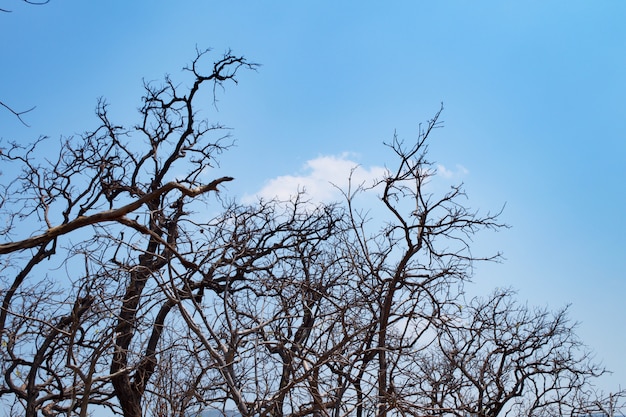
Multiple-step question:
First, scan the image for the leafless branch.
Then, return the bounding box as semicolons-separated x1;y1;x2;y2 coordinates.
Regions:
0;100;35;126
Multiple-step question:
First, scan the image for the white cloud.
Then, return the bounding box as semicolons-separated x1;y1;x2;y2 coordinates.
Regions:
242;155;469;205
436;163;469;179
242;153;386;203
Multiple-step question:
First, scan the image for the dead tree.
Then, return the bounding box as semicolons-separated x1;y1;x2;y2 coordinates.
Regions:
412;288;612;417
0;49;256;417
1;47;614;417
335;108;504;417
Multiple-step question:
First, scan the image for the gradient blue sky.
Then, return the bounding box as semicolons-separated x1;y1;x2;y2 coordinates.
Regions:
2;0;625;395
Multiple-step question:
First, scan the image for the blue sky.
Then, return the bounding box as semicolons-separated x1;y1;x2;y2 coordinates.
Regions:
2;0;625;394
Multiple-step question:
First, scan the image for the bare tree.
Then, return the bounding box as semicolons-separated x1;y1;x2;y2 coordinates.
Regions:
410;288;619;417
330;112;505;417
0;47;618;417
165;196;356;416
0;49;257;417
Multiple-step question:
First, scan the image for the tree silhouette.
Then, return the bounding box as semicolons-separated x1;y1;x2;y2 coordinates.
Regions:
0;49;621;417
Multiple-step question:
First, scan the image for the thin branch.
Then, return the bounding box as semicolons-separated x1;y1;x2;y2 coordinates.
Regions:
0;100;36;126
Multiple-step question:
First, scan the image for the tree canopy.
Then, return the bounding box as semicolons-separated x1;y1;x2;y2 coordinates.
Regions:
0;49;622;417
